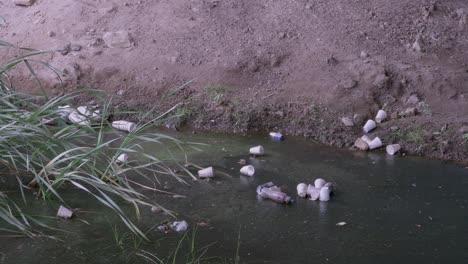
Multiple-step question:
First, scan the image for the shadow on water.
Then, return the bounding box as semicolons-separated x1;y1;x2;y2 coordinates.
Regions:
1;132;468;263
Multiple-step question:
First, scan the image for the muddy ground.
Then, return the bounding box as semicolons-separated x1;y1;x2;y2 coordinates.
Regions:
1;0;468;163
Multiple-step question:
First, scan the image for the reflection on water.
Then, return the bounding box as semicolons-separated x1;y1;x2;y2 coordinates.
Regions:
1;132;468;263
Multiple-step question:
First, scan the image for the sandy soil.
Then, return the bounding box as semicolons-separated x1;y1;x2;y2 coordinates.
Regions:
1;0;468;163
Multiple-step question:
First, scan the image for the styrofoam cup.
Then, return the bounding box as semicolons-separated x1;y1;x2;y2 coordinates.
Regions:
57;205;73;219
77;106;92;116
307;184;320;200
386;144;401;155
319;187;330;202
112;120;137;132
297;183;307;198
368;137;383;150
375;110;387;123
363;120;376;133
198;167;214;178
269;132;283;140
249;145;264;155
58;105;74;119
361;135;372;144
240;165;255;176
314;178;326;189
68;111;90;125
116;153;128;164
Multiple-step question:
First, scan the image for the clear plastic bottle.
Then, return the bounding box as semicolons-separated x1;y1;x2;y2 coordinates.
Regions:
260;188;294;204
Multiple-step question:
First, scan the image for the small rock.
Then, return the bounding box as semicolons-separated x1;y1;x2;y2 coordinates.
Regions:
342;79;358;89
47;31;56;37
400;107;417;117
459;126;468;134
412;35;423;52
353;114;364;126
70;44;82;51
14;0;34;6
390;126;399;131
102;31;134;48
278;32;286;39
406;94;420;105
341;117;355;127
354;138;369;151
116;89;124;96
373;73;389;89
59;44;71;55
390;112;399;119
360;51;368;58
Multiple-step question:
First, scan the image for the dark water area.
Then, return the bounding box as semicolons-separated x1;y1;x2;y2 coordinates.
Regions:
1;132;468;263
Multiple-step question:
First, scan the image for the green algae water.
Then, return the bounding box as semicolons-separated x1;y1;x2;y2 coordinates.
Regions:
1;132;467;263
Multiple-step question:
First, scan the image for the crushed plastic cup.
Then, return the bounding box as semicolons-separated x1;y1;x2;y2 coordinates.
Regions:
57;205;73;219
116;153;128;164
68;111;90;125
112;120;137;132
363;120;376;133
269;132;283;140
256;182;275;195
77;106;92;116
314;178;326;189
307;184;320;200
368;137;383;150
240;165;255;176
354;138;369;151
198;167;214;178
375;110;387;123
58;105;74;119
386;144;401;155
170;220;189;232
297;183;307;198
249;145;264;155
319;187;331;202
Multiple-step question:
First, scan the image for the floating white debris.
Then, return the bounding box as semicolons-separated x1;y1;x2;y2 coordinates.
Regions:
249;145;264;155
336;221;347;226
240;165;255;176
112;120;137;132
363;120;376;133
198;167;214;178
386;144;401;155
296;183;307;198
57;205;73;219
314;178;326;189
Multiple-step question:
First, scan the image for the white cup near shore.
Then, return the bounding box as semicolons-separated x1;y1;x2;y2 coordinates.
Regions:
112;120;137;132
314;178;325;189
249;145;264;155
368;137;383;150
240;165;255;176
386;144;401;155
319;187;330;202
297;183;307;198
198;167;214;178
57;205;73;219
307;184;320;200
58;105;74;119
363;120;376;133
375;110;387;123
324;182;334;194
116;153;128;164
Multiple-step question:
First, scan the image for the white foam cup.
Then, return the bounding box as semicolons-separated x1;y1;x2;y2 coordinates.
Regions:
240;165;255;176
198;167;214;178
363;120;376;133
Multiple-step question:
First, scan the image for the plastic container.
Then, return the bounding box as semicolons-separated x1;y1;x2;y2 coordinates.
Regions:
198;167;214;178
314;178;326;189
307;184;320;200
296;183;307;198
260;188;294;204
249;145;264;155
116;153;128;164
240;165;255;176
57;205;73;219
256;182;275;195
269;132;283;140
319;187;330;202
363;120;376;133
368;137;383;150
58;105;74;120
386;144;401;155
112;120;137;132
375;110;387;123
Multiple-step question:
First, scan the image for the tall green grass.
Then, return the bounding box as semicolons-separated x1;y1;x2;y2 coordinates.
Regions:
0;40;194;238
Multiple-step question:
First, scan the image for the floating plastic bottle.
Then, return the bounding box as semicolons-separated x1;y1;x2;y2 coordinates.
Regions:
259;188;294;204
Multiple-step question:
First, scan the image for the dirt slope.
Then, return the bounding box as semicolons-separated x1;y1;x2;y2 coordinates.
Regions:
1;0;468;162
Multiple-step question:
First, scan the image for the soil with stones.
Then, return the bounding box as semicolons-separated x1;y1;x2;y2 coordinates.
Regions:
1;0;468;163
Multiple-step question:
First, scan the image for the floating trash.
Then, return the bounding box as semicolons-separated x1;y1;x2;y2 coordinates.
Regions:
112;120;137;132
257;182;294;204
269;132;283;140
158;220;189;233
249;145;264;155
57;205;73;219
314;178;325;189
68;111;90;125
386;144;401;155
240;165;255;176
116;153;128;164
198;167;214;178
296;183;307;198
319;186;330;202
368;137;383;150
336;221;347;226
307;184;320;201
